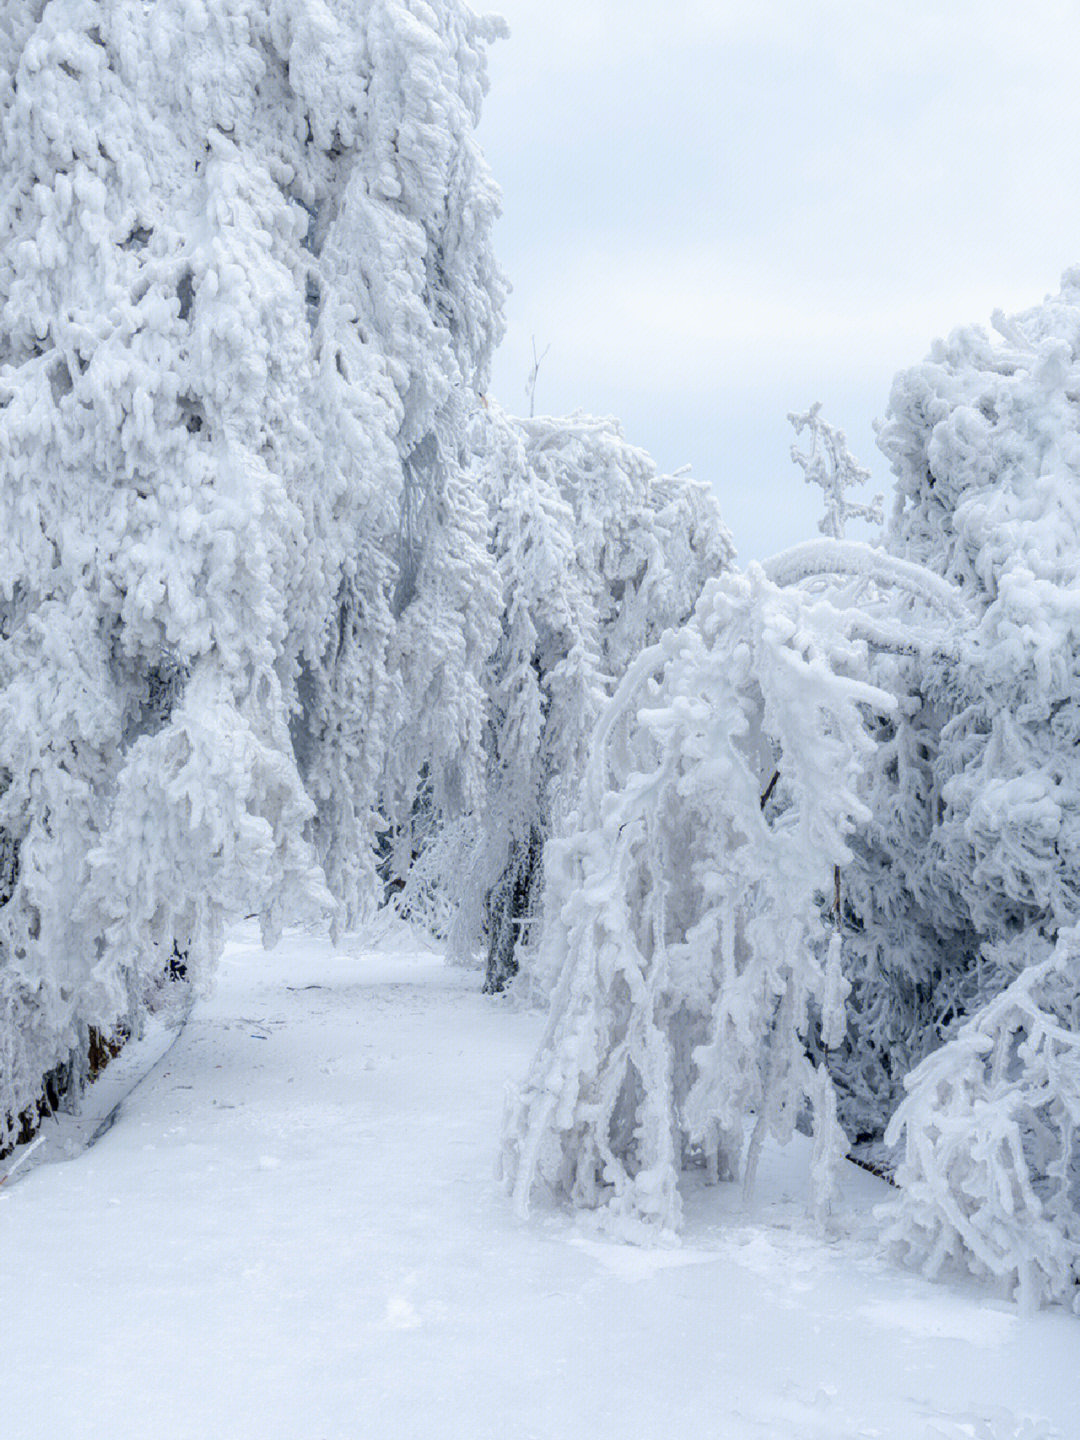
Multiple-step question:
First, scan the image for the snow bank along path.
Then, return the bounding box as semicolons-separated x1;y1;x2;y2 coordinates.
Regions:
2;925;1077;1440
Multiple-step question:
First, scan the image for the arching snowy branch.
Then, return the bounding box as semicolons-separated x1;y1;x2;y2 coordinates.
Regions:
502;566;893;1235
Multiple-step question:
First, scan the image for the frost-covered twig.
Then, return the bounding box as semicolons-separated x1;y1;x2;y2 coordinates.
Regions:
525;336;551;418
789;403;883;540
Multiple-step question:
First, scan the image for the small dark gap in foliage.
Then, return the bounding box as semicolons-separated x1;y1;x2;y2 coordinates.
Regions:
483;825;543;995
177;269;195;321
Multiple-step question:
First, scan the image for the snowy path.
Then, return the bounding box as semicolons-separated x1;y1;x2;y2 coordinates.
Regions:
2;925;1078;1440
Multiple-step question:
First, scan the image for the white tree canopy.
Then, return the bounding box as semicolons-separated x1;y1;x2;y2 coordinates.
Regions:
0;0;505;1145
442;407;733;992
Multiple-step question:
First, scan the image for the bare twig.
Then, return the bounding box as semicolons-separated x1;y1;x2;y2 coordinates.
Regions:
0;1133;46;1187
525;336;550;419
759;770;780;810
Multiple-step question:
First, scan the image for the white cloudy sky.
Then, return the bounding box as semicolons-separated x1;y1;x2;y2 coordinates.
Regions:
476;0;1080;559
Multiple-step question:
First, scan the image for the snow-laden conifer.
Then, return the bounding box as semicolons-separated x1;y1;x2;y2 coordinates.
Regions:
0;0;504;1145
825;274;1080;1298
501;566;891;1235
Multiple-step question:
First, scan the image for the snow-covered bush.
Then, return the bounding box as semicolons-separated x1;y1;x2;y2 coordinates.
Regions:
0;0;505;1146
880;926;1080;1311
502;565;892;1235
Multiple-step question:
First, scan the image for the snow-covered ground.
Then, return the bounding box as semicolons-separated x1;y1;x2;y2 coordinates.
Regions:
2;925;1077;1440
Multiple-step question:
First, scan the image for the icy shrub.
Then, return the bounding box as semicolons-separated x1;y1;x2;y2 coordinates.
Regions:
501;565;892;1235
881;927;1080;1311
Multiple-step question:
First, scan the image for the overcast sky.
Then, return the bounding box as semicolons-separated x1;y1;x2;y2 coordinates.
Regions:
475;0;1080;560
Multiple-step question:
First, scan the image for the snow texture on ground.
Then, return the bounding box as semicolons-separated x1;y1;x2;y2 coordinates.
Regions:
2;924;1076;1440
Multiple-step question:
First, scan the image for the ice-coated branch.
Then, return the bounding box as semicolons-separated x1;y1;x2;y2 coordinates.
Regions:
789;403;884;540
763;539;966;616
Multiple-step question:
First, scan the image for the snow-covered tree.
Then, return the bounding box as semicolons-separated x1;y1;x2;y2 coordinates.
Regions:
501;565;892;1235
812;272;1080;1298
878;276;1080;948
812;273;1080;1156
427;407;732;992
762;537;973;1149
0;0;505;1148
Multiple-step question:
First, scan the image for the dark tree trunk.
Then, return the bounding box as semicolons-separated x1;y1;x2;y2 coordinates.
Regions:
483;825;543;994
